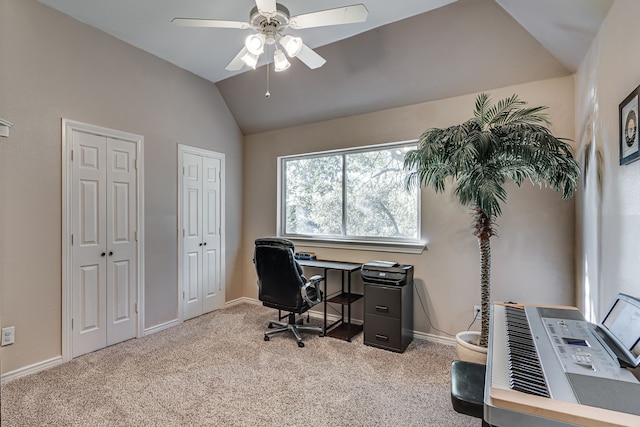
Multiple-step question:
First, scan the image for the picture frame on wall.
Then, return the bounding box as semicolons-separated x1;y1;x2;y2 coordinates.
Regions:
620;86;640;165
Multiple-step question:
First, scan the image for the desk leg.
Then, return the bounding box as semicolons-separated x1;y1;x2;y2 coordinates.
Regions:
323;267;328;335
347;270;352;342
340;271;345;333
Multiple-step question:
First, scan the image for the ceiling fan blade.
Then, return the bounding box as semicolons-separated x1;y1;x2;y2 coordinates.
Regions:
255;0;277;16
172;18;250;29
226;47;249;71
296;44;326;69
289;4;368;29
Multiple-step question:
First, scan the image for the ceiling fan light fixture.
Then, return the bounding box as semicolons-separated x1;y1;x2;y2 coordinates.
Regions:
245;33;266;55
280;35;303;57
273;49;290;72
241;51;259;69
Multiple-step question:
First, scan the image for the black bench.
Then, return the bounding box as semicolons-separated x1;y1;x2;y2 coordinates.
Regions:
450;360;490;426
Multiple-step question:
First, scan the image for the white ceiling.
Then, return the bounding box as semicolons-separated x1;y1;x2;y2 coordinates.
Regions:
37;0;613;134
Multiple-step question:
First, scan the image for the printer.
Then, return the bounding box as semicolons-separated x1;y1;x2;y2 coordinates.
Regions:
361;261;414;286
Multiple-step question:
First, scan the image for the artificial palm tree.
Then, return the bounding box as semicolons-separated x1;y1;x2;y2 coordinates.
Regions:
404;93;580;347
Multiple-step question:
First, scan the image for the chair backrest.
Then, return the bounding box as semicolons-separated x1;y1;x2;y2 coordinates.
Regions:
254;238;306;312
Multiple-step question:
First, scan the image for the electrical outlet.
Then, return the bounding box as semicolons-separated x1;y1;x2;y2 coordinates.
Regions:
473;305;481;318
1;326;15;346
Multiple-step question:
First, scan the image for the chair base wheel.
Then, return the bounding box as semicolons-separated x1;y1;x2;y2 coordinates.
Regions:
262;312;322;347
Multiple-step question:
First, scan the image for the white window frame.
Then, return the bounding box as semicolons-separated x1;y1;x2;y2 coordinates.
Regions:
277;140;425;254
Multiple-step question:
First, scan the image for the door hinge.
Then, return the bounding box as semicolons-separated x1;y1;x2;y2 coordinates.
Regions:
134;230;138;241
134;302;138;314
183;291;185;299
71;319;74;330
182;229;185;237
134;159;137;170
71;150;74;161
71;234;74;245
183;166;185;175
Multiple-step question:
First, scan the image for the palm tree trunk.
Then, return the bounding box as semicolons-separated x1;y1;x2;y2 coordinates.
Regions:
478;236;491;347
473;207;494;347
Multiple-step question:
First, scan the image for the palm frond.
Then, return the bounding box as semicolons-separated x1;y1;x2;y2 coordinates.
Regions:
483;94;523;128
504;106;550;126
474;93;491;126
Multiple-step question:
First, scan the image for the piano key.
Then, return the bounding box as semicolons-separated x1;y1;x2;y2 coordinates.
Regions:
503;306;550;397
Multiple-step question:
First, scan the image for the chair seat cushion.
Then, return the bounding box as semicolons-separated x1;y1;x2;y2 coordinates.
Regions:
450;360;486;419
262;300;310;314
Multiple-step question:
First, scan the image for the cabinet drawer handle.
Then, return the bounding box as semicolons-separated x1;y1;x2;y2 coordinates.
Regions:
375;305;389;312
375;334;389;342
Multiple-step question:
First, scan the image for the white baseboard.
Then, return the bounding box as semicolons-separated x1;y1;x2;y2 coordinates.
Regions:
143;298;256;335
144;298;259;335
1;356;64;384
307;308;364;325
241;297;454;346
413;330;455;346
144;318;181;336
226;297;261;307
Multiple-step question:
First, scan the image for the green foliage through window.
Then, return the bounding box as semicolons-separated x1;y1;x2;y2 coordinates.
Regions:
279;142;419;242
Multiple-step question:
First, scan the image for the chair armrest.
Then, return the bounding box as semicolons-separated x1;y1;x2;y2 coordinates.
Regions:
301;275;324;306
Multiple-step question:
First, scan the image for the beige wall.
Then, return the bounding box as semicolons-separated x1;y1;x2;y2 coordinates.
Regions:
0;0;243;373
243;76;576;339
575;0;640;320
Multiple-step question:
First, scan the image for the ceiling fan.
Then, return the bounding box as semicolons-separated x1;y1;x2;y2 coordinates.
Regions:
172;0;368;72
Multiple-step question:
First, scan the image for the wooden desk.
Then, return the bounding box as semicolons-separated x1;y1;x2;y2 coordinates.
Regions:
297;259;363;341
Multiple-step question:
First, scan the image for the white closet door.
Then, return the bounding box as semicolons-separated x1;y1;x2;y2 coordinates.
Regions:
72;131;108;357
181;148;225;320
105;138;138;345
183;152;204;320
71;131;138;357
202;156;223;313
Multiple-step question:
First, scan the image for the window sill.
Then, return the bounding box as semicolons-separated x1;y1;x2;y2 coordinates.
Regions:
283;237;427;254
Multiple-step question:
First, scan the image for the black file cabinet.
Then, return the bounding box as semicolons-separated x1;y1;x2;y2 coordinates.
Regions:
364;281;413;353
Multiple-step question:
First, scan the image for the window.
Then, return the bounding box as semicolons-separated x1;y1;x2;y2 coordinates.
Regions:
278;141;420;246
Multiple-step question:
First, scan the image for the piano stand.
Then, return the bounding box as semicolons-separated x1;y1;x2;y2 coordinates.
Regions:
451;360;491;426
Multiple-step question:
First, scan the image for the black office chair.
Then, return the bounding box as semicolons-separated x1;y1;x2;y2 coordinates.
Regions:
253;238;324;347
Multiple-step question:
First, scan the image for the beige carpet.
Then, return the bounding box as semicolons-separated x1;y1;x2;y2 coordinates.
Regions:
1;303;477;426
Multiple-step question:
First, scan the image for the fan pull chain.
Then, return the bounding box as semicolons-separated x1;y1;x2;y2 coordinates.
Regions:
265;45;271;98
265;63;270;98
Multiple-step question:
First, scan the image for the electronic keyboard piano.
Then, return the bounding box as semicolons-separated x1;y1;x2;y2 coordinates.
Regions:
484;294;640;427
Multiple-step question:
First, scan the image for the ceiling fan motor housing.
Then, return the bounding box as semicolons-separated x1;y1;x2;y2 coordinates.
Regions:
249;3;290;44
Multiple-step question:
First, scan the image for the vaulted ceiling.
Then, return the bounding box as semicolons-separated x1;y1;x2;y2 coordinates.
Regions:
38;0;612;134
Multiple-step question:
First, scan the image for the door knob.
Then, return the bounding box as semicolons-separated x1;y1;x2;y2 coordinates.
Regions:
199;243;203;246
203;242;207;246
109;251;113;256
101;252;106;257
